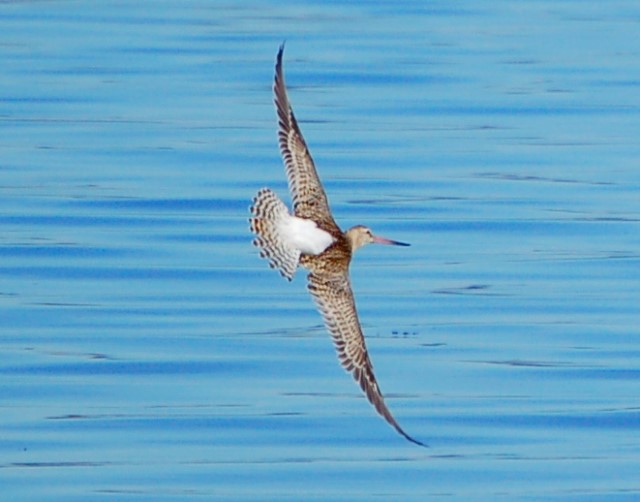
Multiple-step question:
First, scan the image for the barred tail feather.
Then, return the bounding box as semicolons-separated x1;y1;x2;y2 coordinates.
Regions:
249;188;300;281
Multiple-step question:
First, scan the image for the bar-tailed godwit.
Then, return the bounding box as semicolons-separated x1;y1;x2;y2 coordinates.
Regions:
250;45;424;447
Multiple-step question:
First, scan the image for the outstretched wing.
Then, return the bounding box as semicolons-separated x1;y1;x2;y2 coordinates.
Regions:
274;44;340;233
307;269;425;446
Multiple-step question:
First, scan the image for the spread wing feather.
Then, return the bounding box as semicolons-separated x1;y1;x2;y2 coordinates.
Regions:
274;44;340;233
269;45;424;447
307;270;425;447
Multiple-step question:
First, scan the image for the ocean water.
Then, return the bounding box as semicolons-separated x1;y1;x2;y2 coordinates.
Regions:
1;1;639;500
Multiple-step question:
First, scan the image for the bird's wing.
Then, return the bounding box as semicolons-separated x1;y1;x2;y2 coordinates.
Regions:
274;44;340;233
307;269;425;446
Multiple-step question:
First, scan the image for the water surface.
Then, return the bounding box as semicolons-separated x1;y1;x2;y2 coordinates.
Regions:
1;1;639;500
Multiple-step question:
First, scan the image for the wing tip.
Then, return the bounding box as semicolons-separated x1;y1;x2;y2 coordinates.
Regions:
373;391;427;447
276;42;285;81
396;425;429;448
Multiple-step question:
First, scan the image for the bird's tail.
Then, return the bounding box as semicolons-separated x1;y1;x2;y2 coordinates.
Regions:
249;188;300;281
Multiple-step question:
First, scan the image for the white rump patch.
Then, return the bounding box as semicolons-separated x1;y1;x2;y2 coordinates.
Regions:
278;215;335;255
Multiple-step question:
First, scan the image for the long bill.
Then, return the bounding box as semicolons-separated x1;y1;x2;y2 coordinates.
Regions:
372;235;410;246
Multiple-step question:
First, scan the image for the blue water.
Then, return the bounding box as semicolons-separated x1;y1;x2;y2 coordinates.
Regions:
1;1;639;500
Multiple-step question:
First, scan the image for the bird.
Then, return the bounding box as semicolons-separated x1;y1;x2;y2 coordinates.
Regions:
249;44;424;447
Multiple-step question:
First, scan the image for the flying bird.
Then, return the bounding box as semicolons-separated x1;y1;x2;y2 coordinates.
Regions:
250;44;424;447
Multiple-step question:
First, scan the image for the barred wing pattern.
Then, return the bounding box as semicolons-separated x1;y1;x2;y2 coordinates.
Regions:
307;270;425;447
274;44;340;233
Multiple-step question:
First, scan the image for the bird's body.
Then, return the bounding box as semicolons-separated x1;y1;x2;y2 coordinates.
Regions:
250;45;424;447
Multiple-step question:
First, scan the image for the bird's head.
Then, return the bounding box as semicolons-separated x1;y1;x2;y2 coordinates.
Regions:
345;225;410;252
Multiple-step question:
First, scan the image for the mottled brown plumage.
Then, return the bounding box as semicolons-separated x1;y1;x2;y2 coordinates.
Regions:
250;188;301;281
273;45;340;236
249;44;424;447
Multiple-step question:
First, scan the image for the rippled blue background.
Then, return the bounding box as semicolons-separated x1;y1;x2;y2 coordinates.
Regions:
2;1;639;500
